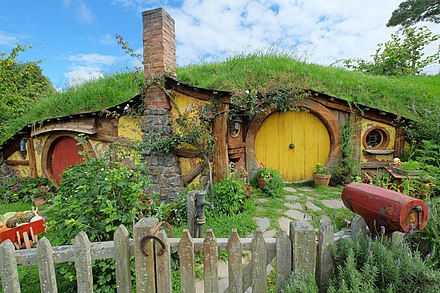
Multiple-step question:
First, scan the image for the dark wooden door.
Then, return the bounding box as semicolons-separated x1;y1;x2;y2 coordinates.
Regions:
51;136;83;184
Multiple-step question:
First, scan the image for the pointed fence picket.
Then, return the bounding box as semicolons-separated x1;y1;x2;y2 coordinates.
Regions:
0;218;337;293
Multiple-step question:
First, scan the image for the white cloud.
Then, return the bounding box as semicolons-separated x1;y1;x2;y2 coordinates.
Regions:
65;53;118;85
0;31;19;46
100;33;116;45
64;0;96;24
65;65;104;86
67;53;117;65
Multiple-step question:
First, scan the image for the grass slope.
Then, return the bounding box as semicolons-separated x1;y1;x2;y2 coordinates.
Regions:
2;52;439;144
176;52;440;120
1;72;139;143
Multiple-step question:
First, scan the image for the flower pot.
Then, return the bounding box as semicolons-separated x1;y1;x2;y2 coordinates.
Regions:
313;174;331;186
33;197;46;206
257;177;270;188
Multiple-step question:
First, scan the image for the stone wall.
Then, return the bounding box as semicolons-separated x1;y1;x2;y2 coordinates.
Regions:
0;154;16;179
141;109;183;202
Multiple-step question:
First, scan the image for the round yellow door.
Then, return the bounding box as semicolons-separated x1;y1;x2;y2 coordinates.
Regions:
255;110;330;182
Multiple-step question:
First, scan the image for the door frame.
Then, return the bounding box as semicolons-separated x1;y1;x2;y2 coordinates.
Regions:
245;100;341;180
41;132;96;186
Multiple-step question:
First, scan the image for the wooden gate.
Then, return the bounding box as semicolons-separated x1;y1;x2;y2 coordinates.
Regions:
255;110;330;181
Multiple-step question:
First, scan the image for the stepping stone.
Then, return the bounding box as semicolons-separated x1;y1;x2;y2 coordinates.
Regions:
256;198;268;203
285;194;299;201
299;186;314;192
285;210;307;221
284;202;302;210
305;201;321;212
321;199;345;209
263;229;276;238
254;217;270;232
278;217;292;234
283;187;297;193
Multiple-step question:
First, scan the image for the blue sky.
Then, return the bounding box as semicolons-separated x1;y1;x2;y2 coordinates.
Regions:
1;0;439;89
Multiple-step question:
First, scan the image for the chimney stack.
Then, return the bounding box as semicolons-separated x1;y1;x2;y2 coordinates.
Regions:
142;8;176;110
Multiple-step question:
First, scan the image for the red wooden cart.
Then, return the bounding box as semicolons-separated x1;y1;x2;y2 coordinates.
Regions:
0;219;45;249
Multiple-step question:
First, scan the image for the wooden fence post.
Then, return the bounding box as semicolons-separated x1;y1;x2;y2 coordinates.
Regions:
0;240;20;293
317;222;334;293
37;237;58;292
290;221;316;276
251;229;267;293
134;218;159;293
114;225;132;293
187;191;196;237
155;230;172;293
228;229;243;293
179;230;195;293
74;231;93;293
351;214;367;241
203;229;219;292
276;230;291;292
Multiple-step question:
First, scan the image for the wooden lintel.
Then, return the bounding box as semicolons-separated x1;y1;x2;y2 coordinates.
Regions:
173;148;201;158
91;134;132;144
6;159;29;166
360;161;390;169
31;118;98;137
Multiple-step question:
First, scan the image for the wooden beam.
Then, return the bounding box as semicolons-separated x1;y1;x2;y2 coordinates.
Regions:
27;137;38;177
182;163;206;185
31;118;98;137
212;103;229;182
173;148;201;158
6;159;29;166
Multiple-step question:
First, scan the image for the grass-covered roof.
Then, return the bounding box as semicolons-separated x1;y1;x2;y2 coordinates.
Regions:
1;53;439;144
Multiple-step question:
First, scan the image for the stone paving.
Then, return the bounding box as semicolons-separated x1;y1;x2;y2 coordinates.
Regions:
254;185;346;236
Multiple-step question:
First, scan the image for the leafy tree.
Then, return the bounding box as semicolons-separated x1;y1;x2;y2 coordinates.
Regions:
0;44;53;135
387;0;440;27
339;26;439;76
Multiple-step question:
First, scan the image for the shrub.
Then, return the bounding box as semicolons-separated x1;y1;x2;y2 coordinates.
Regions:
46;142;155;292
251;165;284;198
328;237;440;292
281;269;318;293
210;164;251;215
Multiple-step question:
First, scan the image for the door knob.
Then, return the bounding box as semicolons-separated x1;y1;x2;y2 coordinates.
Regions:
289;143;295;149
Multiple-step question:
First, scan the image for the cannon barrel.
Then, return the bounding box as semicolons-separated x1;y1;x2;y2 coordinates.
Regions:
341;182;429;234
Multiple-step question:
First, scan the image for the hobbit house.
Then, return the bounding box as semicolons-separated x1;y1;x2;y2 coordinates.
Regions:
1;8;410;200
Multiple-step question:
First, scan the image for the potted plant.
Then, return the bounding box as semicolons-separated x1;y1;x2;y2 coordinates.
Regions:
256;164;272;188
313;163;331;186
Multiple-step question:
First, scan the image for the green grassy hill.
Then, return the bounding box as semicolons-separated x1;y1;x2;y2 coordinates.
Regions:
1;53;439;144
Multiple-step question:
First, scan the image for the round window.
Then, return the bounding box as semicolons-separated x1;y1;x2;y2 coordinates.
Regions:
363;127;389;149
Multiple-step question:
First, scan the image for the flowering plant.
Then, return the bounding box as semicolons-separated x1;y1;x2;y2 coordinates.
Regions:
258;163;272;179
314;163;331;175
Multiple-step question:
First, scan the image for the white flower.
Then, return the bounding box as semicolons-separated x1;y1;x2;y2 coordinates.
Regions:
245;90;250;94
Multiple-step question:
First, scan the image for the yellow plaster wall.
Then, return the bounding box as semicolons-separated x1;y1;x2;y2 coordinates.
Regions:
7;150;30;177
118;116;143;141
360;118;396;162
170;92;209;122
33;134;48;177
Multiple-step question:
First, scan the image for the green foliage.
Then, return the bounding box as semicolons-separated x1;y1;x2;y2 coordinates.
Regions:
281;269;318;293
332;120;360;184
314;163;330;175
329;237;440;292
0;44;54;136
387;0;440;27
0;177;54;204
407;198;440;269
46;140;154;291
400;160;421;171
210;164;251;215
339;26;439;76
251;165;285;198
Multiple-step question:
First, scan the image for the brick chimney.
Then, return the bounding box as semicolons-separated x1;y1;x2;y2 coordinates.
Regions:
142;8;176;110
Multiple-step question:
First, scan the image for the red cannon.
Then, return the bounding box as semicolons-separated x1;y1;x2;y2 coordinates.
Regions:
341;182;429;234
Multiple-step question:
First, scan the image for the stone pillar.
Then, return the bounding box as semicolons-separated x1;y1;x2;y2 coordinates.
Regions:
0;154;16;179
317;221;334;293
